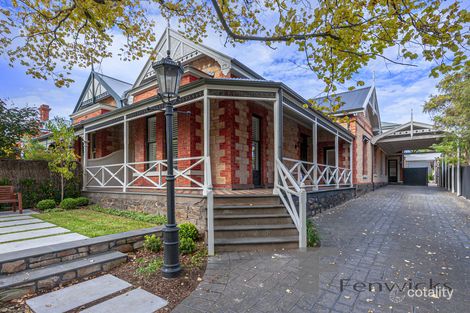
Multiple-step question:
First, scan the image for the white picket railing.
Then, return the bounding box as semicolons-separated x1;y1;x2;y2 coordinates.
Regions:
85;156;206;191
283;157;352;189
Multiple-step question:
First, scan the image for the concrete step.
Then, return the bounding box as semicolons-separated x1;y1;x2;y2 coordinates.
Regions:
214;204;286;215
0;222;56;235
215;224;298;238
214;213;293;226
0;251;127;299
0;215;34;222
0;218;44;228
25;274;131;313
214;195;280;206
0;227;70;244
215;236;299;252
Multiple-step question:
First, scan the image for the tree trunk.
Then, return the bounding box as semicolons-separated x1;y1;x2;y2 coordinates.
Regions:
61;174;64;201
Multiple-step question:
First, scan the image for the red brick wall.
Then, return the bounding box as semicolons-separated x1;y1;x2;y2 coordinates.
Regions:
73;109;110;125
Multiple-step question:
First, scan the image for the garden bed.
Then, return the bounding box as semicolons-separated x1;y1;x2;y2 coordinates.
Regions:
110;246;207;312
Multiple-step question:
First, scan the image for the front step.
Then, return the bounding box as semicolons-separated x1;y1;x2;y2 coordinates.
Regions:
215;224;298;238
215;236;299;252
213;193;299;252
0;251;127;300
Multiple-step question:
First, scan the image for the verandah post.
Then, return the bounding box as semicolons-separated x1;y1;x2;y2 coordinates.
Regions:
349;140;353;188
335;133;339;189
123;117;128;192
312;120;318;190
203;88;212;195
82;128;88;192
299;183;307;249
273;89;283;194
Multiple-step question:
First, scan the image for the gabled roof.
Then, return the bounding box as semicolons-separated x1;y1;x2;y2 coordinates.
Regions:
73;71;132;114
314;86;373;112
132;28;263;90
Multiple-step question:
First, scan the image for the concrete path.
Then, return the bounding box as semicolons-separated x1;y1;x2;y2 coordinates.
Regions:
174;186;470;313
0;211;87;254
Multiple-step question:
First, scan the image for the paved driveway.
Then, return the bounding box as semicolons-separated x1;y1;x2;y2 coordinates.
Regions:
174;186;469;313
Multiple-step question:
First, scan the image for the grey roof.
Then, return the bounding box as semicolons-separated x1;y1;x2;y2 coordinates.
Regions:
314;86;372;112
96;73;132;98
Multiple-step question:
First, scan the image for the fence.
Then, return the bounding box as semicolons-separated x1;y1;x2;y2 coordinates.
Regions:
0;159;82;208
437;165;470;200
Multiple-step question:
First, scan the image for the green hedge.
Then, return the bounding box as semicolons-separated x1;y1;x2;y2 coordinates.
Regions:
36;199;56;211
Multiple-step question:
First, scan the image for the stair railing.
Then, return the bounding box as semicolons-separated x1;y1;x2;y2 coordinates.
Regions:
275;158;307;248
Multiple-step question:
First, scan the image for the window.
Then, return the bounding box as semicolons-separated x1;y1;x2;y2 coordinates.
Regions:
299;134;309;162
362;139;369;177
146;116;157;163
324;148;335;166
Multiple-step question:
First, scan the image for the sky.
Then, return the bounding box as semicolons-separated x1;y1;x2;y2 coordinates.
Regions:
0;17;440;125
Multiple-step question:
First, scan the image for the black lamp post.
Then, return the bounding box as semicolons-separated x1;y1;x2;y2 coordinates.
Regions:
152;50;184;278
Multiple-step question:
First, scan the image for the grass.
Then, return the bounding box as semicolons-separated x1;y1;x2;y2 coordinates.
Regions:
32;209;156;238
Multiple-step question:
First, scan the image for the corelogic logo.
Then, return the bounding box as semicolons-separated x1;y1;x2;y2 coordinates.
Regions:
340;278;454;303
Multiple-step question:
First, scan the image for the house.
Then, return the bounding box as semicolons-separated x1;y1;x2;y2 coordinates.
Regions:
37;28;444;254
58;28;357;253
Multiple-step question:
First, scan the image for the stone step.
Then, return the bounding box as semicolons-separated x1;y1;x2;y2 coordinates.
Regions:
215;224;298;238
215;236;299;252
0;223;56;235
81;288;168;313
214;213;293;226
25;274;131;313
0;210;34;216
214;204;286;215
0;227;69;243
214;195;280;206
0;252;127;300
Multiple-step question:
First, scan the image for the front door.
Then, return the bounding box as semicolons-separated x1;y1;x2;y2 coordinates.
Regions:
388;159;398;182
252;116;262;187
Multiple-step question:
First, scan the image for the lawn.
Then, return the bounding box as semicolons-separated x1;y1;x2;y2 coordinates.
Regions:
32;209;156;237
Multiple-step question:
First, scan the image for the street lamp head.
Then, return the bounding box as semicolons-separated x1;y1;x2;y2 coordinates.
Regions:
152;51;184;101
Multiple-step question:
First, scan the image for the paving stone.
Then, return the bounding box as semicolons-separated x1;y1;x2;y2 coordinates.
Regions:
0;227;68;243
81;288;168;313
0;233;87;254
173;186;470;313
0;218;44;228
0;222;56;235
0;215;34;222
26;274;131;313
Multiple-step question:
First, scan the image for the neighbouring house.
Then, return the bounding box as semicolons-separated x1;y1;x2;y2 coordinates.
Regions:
36;28;444;253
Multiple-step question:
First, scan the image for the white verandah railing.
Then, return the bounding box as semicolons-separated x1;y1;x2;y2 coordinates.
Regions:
275;157;353;248
85;156;206;191
282;157;352;189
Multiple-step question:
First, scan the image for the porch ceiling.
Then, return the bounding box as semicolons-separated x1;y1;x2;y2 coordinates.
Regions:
375;134;444;154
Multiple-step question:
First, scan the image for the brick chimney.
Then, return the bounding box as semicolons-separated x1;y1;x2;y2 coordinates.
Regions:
39;104;51;122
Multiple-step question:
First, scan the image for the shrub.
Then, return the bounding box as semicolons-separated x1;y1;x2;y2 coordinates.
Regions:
180;237;196;254
60;198;78;210
307;219;320;247
36;199;56;211
143;234;162;252
179;223;199;241
75;197;89;206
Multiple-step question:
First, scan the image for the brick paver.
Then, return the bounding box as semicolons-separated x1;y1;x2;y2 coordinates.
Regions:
174;186;470;313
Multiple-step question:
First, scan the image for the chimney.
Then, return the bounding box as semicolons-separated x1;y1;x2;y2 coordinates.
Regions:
39;104;51;122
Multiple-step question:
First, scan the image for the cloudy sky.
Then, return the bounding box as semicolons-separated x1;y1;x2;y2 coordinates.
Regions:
0;17;439;124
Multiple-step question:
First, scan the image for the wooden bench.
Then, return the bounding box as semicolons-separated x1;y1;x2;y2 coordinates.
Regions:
0;186;23;214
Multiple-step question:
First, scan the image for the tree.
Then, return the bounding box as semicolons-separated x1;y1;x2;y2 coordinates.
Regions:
46;118;78;201
22;135;53;161
0;0;468;94
424;64;470;164
0;99;40;159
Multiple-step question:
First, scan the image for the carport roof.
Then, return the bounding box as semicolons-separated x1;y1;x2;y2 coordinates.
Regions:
372;121;445;154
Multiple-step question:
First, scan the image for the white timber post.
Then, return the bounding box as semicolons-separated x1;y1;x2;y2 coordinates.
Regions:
457;142;461;196
123;117;128;192
273;89;283;194
203;88;212;195
441;158;444;187
299;183;307;249
207;190;214;256
82;128;88;191
335;133;339;189
349;140;354;188
312;120;318;190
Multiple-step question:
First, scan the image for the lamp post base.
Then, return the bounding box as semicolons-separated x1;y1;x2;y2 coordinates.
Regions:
161;225;181;278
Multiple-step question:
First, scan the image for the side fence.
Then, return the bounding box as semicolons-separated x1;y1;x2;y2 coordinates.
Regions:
0;159;82;208
437;165;470;200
